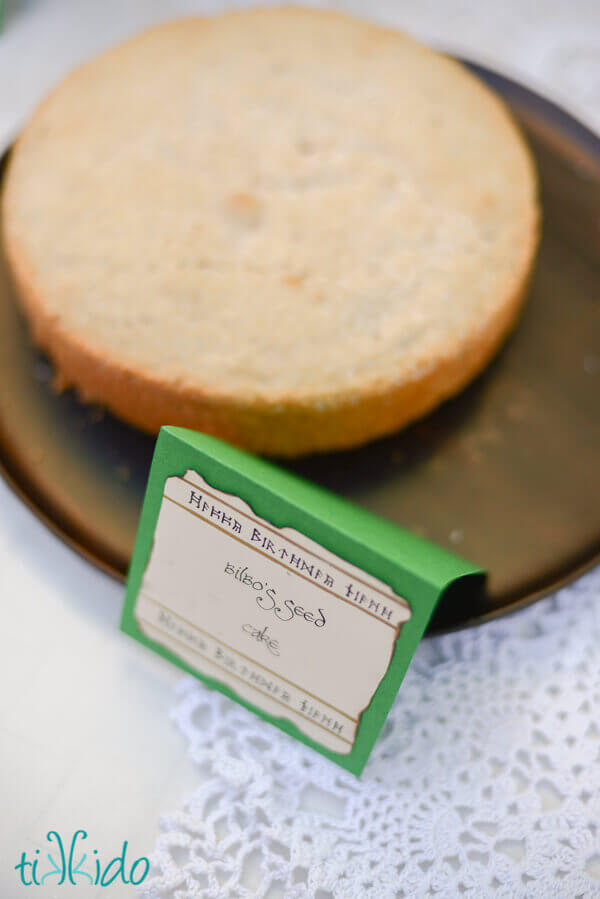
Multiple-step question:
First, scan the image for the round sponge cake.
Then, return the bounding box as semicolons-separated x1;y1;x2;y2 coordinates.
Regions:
2;8;539;456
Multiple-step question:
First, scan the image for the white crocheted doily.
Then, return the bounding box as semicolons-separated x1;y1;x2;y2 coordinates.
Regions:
141;568;600;898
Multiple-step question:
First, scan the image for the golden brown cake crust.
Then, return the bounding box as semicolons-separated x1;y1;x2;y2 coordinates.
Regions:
2;9;539;457
3;231;536;456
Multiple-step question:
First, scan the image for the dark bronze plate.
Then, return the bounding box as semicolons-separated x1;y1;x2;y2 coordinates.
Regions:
1;62;599;634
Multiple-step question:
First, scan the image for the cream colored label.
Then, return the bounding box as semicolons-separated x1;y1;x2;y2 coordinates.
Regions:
135;471;411;754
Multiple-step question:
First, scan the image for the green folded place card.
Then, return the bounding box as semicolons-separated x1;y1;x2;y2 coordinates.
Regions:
122;426;484;775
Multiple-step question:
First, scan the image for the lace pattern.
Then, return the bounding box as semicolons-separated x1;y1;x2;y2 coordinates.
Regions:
140;569;600;898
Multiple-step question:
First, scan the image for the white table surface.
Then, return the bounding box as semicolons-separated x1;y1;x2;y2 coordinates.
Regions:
1;2;598;897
